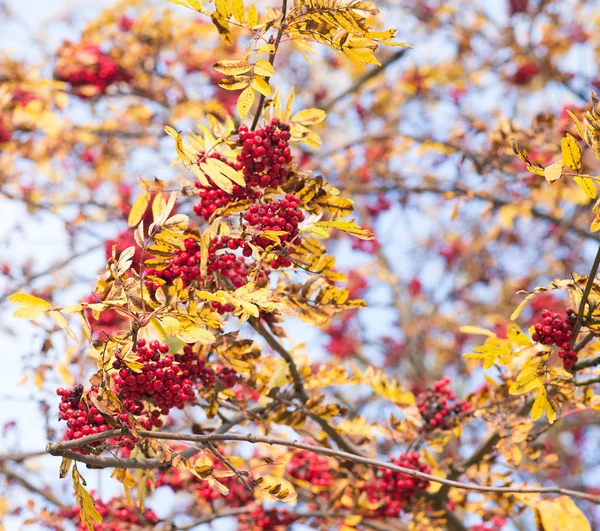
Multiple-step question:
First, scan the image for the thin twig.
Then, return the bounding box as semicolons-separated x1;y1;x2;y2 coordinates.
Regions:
570;244;600;349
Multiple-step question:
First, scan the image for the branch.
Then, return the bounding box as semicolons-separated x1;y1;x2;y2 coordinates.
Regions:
574;354;600;371
344;182;600;244
250;0;288;130
251;318;365;455
46;430;600;503
570;244;600;348
1;464;64;507
322;49;408;112
0;243;104;304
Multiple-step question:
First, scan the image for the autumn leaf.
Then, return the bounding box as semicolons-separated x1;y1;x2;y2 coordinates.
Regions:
9;293;52;319
237;86;255;119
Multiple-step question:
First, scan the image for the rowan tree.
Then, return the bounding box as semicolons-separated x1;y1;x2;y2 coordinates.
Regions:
1;0;600;530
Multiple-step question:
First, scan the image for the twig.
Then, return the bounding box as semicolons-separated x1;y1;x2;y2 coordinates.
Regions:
205;441;253;491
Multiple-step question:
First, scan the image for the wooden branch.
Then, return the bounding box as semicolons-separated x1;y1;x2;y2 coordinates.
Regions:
45;429;600;504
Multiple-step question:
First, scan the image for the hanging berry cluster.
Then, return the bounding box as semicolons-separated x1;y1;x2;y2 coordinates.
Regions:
56;385;111;451
364;453;431;517
288;450;334;489
144;237;267;302
416;376;472;431
531;308;578;369
243;195;304;268
54;41;131;98
236;119;292;188
58;494;159;531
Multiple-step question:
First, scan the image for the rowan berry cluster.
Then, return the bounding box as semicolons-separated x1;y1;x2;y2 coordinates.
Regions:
236;119;293;188
531;308;578;369
243;195;304;268
364;452;431;517
0;119;10;144
416;376;472;431
239;508;296;531
145;236;262;302
56;385;109;450
288;450;334;488
54;41;130;98
58;494;159;531
112;339;199;421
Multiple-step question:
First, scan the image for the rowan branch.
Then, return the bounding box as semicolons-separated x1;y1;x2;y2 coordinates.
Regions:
322;48;408;112
251;317;365;456
45;429;600;503
250;0;288;131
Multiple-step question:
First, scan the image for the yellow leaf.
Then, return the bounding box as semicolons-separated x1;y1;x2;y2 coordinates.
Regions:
536;496;591;531
72;466;102;530
544;160;563;183
177;327;216;344
509;374;544;395
9;293;52;319
200;157;246;192
128;192;151;227
291;108;327;125
231;0;245;23
507;324;532;347
251;76;271;97
211;11;233;44
546;399;557;424
59;457;72;478
531;386;547;422
566;109;586;140
254;59;275;77
459;326;496;337
573;176;596;199
510;292;536;321
237;86;255;119
316;220;373;239
218;76;251;90
213;60;251;76
247;4;258;26
561;133;582;172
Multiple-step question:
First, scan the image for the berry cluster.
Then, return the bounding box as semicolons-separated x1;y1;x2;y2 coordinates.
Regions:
325;323;359;359
532;308;578;369
364;452;431;517
145;237;262;300
56;385;109;450
416;376;471;431
193;152;258;220
58;494;159;531
236;119;292;189
288;450;334;489
113;340;198;421
54;41;131;98
238;508;297;531
511;63;539;86
243;195;304;268
0;118;11;144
